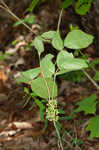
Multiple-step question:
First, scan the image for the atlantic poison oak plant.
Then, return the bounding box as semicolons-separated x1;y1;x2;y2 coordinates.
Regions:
17;29;93;128
15;28;94;149
1;1;99;149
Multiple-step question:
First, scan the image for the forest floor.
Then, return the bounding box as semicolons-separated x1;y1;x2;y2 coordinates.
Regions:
0;1;99;150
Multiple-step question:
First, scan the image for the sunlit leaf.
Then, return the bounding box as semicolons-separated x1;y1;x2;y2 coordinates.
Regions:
41;31;56;39
64;29;94;49
57;51;88;72
21;67;40;80
33;36;44;56
31;77;57;99
40;54;55;77
16;68;40;84
52;31;64;51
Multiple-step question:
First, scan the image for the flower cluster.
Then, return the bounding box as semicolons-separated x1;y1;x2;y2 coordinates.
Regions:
46;99;59;122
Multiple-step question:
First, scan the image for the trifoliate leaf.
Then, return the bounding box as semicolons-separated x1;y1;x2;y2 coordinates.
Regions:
31;77;57;99
33;36;44;56
57;51;88;72
86;116;99;138
75;94;97;115
40;54;55;77
64;29;94;49
52;31;64;51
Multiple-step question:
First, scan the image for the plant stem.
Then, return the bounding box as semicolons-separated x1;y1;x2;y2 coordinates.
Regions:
79;50;99;90
82;69;99;90
57;9;63;31
0;1;34;33
54;122;64;150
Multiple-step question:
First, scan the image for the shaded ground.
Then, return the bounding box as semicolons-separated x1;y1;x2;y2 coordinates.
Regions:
0;1;99;150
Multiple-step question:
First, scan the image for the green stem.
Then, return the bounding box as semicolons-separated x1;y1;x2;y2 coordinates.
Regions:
82;69;99;90
79;50;99;90
0;1;34;33
57;9;63;31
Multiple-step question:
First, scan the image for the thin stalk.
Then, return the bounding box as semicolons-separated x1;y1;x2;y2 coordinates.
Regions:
79;50;99;90
54;122;64;150
82;69;99;90
57;9;63;31
52;68;58;101
0;1;34;33
53;9;64;150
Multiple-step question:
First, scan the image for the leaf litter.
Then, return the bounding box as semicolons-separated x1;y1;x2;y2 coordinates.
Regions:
0;0;99;150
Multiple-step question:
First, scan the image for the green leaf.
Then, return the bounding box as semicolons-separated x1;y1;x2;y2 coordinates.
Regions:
59;70;84;83
13;19;24;27
16;76;30;84
91;59;99;65
64;29;94;49
26;0;40;12
52;31;64;51
12;40;19;46
93;71;99;81
57;51;88;72
40;109;44;121
34;99;45;110
34;99;45;121
58;109;66;114
56;69;69;75
16;68;40;84
40;54;55;78
75;0;92;15
44;115;48;129
41;31;56;39
59;116;73;120
61;0;74;9
24;87;29;95
21;67;40;80
86;116;99;138
31;77;58;99
89;59;99;68
25;15;35;24
33;36;44;56
75;94;97;115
